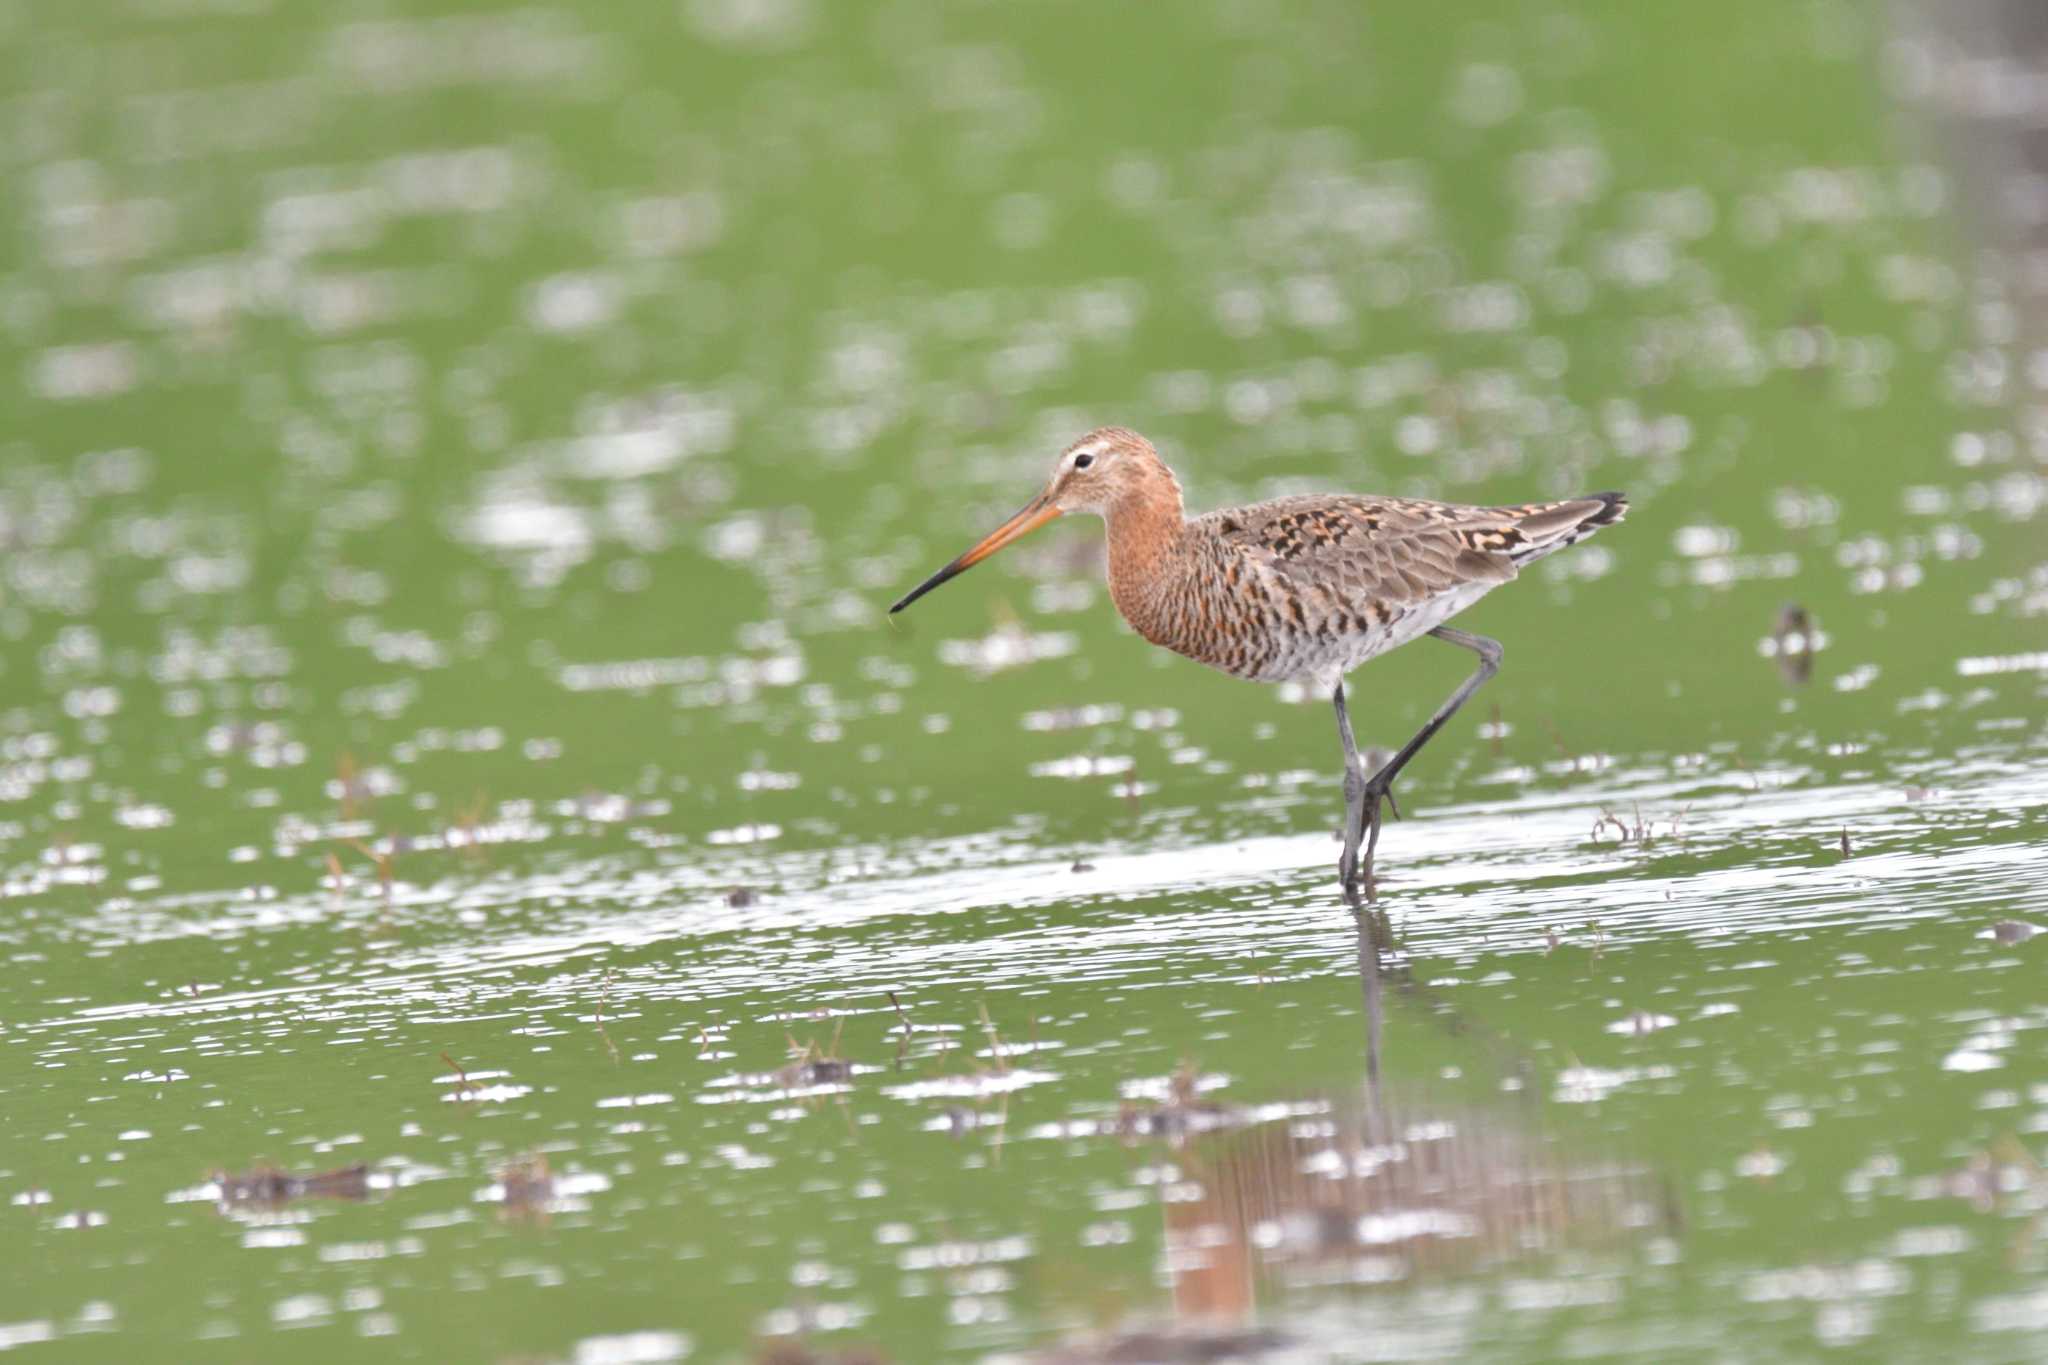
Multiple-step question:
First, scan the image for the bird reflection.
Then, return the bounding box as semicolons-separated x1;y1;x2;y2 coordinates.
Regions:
1033;904;1670;1363
1159;1089;1667;1314
1354;905;1388;1094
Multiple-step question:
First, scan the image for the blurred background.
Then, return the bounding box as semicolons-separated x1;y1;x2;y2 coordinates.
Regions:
4;0;2047;1361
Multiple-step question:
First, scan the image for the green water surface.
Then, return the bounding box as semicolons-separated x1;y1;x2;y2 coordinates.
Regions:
3;1;2047;1361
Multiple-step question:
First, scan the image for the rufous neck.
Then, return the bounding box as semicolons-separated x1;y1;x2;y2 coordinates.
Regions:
1105;476;1186;580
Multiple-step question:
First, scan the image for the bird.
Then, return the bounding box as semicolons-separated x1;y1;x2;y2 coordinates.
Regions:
890;427;1627;903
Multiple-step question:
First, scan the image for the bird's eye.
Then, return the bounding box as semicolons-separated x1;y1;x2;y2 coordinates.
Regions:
1073;453;1095;469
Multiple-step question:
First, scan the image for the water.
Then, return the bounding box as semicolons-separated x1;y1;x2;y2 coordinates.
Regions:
4;0;2047;1360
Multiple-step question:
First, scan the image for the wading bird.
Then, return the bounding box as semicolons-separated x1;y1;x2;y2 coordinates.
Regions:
891;428;1626;903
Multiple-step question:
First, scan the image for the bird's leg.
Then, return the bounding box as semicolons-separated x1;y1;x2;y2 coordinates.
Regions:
1351;627;1504;887
1332;680;1373;906
1335;629;1503;900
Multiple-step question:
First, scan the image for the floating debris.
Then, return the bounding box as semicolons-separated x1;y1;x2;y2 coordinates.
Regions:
928;1105;993;1138
1031;1325;1293;1364
436;1054;529;1104
478;1158;609;1219
1038;1066;1316;1146
1761;603;1825;685
753;1343;892;1365
702;1062;876;1105
212;1162;372;1210
1920;1152;2006;1214
703;1023;869;1102
1912;1140;2047;1216
1983;921;2040;945
1110;1062;1253;1143
1589;802;1690;847
777;1056;857;1089
727;886;759;908
776;1021;854;1089
1110;1098;1252;1143
493;1153;555;1221
1606;1011;1679;1037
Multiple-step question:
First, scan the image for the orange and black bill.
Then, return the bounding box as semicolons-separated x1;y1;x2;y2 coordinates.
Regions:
890;493;1061;614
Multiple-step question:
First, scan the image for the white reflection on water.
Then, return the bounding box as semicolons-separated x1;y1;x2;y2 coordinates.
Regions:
35;753;2048;1040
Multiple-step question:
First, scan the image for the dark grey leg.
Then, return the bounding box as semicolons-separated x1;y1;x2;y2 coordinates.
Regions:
1333;679;1369;904
1341;626;1504;898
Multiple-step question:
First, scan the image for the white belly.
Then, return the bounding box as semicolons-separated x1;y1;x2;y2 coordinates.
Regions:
1278;581;1499;696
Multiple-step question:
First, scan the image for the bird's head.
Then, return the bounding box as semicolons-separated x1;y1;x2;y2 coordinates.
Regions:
1039;426;1167;516
889;426;1175;614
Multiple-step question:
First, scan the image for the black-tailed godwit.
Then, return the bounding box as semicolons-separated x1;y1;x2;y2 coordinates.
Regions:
891;427;1627;903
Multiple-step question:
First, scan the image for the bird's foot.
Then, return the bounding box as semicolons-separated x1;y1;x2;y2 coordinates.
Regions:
1339;855;1377;908
1338;775;1401;906
1337;826;1380;907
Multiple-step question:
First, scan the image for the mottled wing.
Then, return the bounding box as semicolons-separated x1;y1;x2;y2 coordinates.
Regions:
1201;496;1501;609
1202;490;1626;605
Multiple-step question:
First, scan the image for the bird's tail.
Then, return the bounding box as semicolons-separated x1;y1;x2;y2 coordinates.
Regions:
1494;491;1627;567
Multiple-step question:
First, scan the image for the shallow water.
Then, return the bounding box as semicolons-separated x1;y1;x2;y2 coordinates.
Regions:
4;0;2048;1361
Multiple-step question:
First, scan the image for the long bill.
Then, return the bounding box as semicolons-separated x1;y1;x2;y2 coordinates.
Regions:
890;493;1062;614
